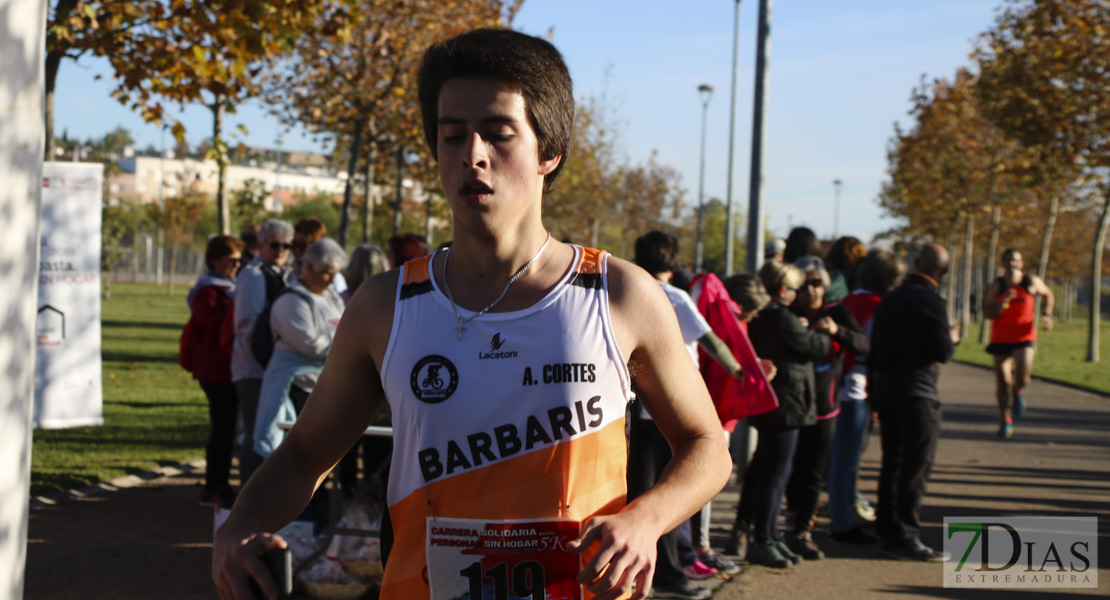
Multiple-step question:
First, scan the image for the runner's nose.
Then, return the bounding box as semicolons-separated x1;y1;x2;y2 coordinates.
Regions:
462;132;489;169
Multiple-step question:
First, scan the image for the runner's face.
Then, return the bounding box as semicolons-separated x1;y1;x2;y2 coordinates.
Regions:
436;78;561;234
1004;252;1023;272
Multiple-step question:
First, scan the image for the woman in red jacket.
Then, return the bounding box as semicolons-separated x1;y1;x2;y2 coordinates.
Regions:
182;235;244;507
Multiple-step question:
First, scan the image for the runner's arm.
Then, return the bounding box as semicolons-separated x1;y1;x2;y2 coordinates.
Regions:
569;257;731;600
212;271;397;600
1031;275;1055;329
982;279;1007;319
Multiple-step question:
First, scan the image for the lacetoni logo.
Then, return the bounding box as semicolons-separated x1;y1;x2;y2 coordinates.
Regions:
943;517;1097;589
480;332;517;360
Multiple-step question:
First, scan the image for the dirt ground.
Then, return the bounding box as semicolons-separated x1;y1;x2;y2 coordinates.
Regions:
23;362;1110;599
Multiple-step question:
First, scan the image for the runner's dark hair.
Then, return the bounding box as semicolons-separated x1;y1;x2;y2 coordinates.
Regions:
418;28;574;192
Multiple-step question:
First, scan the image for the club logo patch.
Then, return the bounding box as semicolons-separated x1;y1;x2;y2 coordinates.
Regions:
411;355;458;404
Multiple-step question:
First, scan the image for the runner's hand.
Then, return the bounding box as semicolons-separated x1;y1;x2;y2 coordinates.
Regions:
569;511;659;600
212;531;287;600
1041;314;1054;331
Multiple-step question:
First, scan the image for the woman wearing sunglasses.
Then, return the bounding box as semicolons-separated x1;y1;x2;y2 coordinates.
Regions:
784;256;868;561
182;234;246;507
739;260;834;569
232;219;295;485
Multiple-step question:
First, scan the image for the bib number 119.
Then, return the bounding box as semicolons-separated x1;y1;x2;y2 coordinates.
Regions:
460;560;545;600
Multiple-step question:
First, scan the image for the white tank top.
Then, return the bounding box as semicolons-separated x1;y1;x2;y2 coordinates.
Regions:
379;245;633;599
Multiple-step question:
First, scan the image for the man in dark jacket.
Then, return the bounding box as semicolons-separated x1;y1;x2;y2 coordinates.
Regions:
869;244;958;562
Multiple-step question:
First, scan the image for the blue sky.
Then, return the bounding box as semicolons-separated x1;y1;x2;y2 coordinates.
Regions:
53;0;1002;243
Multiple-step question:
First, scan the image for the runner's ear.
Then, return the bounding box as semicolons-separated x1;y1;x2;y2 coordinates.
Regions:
538;154;562;176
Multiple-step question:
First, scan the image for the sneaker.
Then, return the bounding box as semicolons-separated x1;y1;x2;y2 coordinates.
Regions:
786;530;825;560
698;551;740;575
681;560;717;580
724;527;748;559
879;538;950;562
772;536;803;564
829;526;879;546
199;486;237;508
746;541;791;569
651;581;711;599
998;420;1013;439
854;498;877;522
1013;393;1026;417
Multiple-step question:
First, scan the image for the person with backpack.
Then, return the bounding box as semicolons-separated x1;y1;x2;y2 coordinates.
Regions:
232;219;294;485
181;235;244;507
253;239;347;462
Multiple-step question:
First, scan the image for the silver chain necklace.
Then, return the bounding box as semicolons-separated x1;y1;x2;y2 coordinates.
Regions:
442;233;552;340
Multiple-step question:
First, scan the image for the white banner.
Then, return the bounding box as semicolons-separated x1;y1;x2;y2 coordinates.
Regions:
34;162;104;429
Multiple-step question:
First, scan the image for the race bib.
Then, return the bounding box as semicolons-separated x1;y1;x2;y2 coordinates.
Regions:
426;517;582;600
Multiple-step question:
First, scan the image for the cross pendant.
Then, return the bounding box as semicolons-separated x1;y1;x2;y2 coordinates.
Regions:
455;325;465;341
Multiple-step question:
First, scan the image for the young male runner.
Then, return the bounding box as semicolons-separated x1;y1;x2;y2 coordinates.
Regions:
212;29;731;600
983;249;1054;439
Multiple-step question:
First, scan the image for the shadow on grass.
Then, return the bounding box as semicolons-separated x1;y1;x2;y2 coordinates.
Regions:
102;352;177;364
112;401;199;410
102;320;185;331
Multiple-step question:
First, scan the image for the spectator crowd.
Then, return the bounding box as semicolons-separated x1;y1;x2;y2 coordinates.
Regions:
180;215;967;598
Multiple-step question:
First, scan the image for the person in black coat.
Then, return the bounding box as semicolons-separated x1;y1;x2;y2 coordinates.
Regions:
784;257;869;560
738;260;834;569
869;244;957;562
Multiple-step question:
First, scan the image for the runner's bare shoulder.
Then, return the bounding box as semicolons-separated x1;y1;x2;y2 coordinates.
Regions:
339;268;400;372
603;255;680;360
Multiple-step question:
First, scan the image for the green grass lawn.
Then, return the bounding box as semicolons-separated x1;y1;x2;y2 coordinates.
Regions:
31;282;208;497
955;318;1110;395
30;282;1106;497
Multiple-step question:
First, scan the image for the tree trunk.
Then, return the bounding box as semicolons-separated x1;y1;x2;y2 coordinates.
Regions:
1086;186;1110;362
44;50;64;161
1034;195;1060;325
1066;278;1075;323
942;232;957;322
361;144;377;245
212;99;230;235
167;243;179;296
339;117;367;248
961;213;974;340
590;217;600;249
980;201;1002;344
392;146;404;236
947;244;959;323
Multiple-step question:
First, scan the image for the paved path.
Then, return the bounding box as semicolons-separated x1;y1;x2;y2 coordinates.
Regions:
24;363;1110;599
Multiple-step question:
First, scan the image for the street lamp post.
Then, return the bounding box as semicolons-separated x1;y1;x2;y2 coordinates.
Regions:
832;178;843;239
695;84;714;273
724;0;743;276
746;0;773;274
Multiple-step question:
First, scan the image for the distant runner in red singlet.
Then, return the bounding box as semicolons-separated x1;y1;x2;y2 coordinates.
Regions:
984;249;1054;439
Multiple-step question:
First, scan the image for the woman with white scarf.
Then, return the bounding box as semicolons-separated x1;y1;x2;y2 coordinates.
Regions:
253;238;347;460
